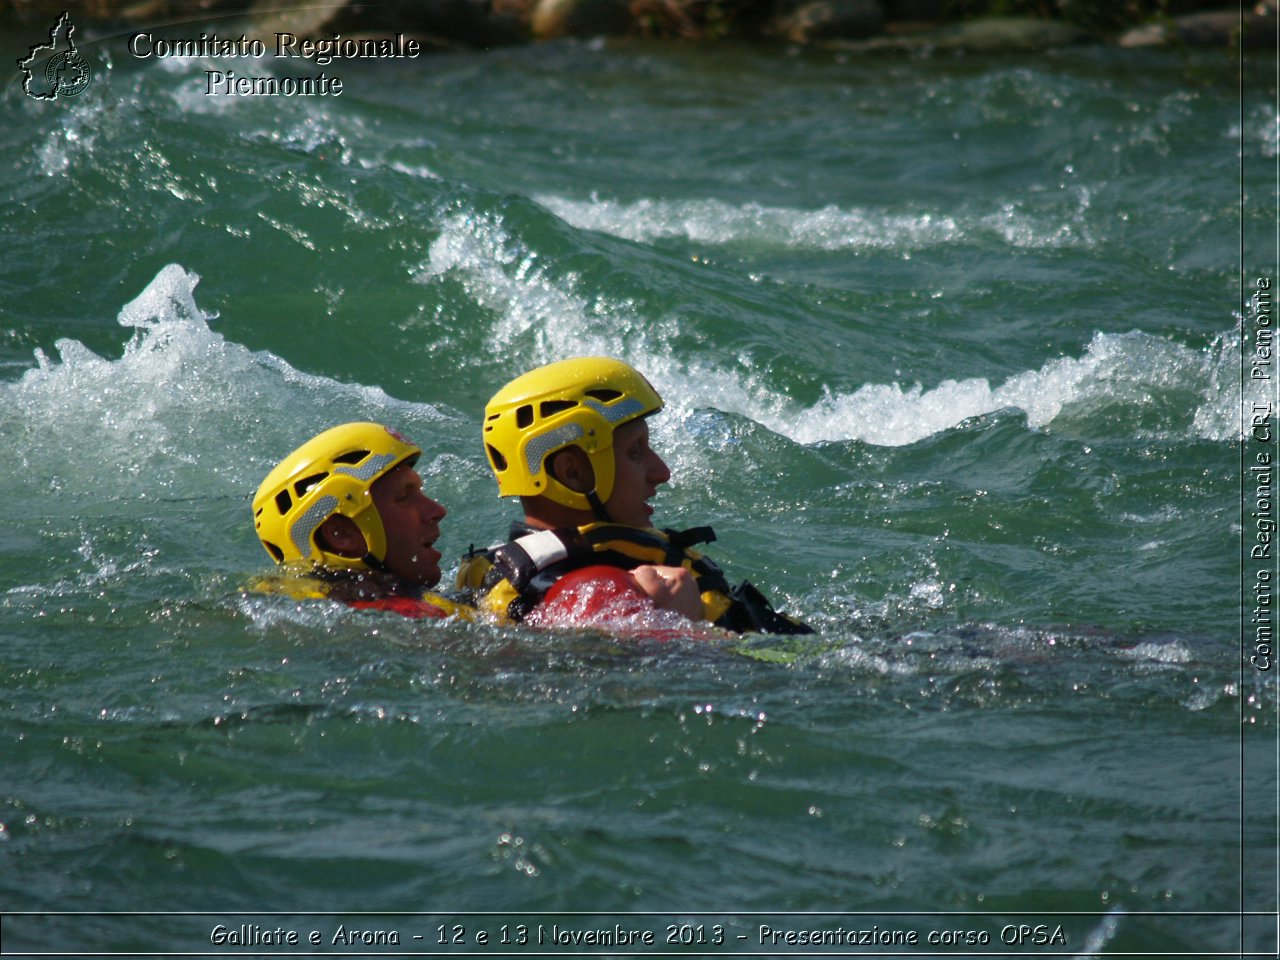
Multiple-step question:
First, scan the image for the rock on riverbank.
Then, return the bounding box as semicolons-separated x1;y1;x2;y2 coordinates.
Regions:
8;0;1270;52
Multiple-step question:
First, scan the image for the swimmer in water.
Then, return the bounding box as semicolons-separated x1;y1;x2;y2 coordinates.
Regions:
251;422;469;619
458;357;812;634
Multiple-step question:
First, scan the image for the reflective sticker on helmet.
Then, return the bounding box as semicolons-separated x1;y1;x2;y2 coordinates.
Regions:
525;423;584;477
291;494;339;557
583;397;646;422
333;451;397;482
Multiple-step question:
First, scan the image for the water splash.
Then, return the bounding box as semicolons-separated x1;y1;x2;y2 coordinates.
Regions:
418;210;627;351
416;210;793;441
420;209;1244;448
534;192;1093;252
778;328;1246;446
5;265;446;502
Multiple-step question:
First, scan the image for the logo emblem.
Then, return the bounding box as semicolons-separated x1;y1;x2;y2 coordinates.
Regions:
18;12;92;100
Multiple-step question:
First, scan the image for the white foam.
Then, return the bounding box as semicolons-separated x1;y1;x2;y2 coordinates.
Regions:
418;210;1250;449
421;211;591;347
380;159;440;181
416;212;785;454
774;328;1245;447
6;264;444;502
534;192;1092;252
117;262;207;327
418;210;682;356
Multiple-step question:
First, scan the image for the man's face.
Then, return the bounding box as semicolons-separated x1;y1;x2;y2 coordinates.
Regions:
603;418;670;529
371;463;447;585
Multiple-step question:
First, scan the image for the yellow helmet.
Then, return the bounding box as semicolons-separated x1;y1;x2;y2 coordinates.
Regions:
482;356;663;513
252;422;421;572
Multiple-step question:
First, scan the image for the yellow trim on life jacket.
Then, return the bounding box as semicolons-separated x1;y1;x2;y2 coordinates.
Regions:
246;568;331;602
417;592;474;619
701;589;733;624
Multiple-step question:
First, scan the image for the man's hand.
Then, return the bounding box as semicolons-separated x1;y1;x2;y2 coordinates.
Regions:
630;565;704;621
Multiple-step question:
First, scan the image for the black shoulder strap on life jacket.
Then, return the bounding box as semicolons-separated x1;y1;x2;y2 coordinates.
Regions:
487;527;587;593
664;525;716;551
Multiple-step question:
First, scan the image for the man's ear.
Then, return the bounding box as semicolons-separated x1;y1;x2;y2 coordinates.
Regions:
317;514;366;558
547;447;595;493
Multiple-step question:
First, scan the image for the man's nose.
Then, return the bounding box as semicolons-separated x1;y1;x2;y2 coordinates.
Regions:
649;451;671;485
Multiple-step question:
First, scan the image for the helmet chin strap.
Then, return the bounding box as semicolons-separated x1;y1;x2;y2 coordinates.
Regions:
548;451;612;523
586;490;612;523
361;552;391;574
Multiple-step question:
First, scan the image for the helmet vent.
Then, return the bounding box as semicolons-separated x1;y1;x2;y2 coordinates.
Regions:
540;399;578;418
516;404;534;429
585;388;622;403
332;449;369;465
274;490;292;515
487;444;508;471
295;472;328;497
264;541;285;563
